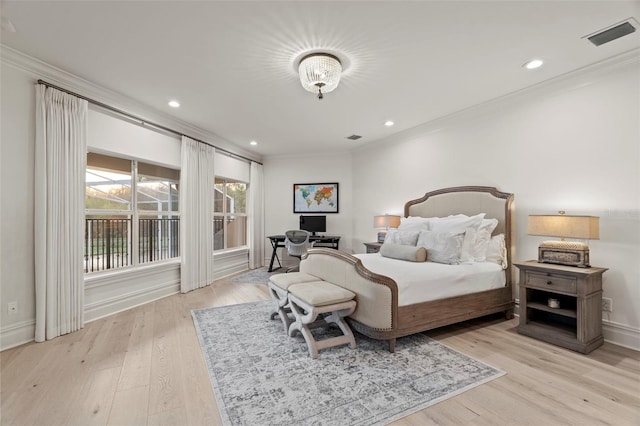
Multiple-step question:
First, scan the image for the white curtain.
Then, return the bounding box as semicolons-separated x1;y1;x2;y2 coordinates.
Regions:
248;162;265;269
34;84;88;342
180;136;215;293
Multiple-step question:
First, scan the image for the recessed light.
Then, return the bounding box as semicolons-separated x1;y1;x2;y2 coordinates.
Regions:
168;100;180;108
523;59;544;70
250;141;258;146
384;120;395;127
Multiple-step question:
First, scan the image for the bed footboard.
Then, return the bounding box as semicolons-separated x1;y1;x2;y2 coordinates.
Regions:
299;248;398;335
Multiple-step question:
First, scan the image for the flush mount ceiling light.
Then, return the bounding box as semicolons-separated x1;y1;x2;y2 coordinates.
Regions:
168;100;180;108
298;53;342;100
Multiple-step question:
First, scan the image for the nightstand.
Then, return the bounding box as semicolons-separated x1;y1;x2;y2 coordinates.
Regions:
515;260;608;354
363;242;383;253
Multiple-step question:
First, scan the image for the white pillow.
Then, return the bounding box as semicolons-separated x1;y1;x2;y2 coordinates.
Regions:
429;213;486;234
479;218;499;234
397;216;432;232
485;233;508;269
468;218;499;262
417;230;465;265
459;227;477;264
384;229;420;246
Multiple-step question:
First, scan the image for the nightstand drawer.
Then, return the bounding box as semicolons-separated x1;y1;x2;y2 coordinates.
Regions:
525;271;577;294
363;242;382;254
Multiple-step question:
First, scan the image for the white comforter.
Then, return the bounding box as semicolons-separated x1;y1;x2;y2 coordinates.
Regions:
354;253;506;306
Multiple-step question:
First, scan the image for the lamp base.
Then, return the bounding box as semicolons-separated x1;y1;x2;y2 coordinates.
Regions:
377;231;387;243
538;240;590;268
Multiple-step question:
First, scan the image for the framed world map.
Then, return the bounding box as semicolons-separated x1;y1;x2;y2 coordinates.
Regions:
293;182;339;213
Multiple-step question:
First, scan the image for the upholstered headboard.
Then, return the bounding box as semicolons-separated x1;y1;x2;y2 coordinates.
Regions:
404;186;515;284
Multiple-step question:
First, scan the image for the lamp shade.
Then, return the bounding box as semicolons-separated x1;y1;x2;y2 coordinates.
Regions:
527;215;599;240
374;214;401;229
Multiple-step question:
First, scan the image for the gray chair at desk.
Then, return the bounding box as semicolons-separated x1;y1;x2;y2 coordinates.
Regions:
284;230;312;272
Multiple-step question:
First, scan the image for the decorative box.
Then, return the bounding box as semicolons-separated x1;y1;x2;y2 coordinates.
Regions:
538;241;590;268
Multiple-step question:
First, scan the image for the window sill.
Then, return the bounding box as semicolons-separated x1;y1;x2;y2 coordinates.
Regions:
85;258;180;284
214;246;249;258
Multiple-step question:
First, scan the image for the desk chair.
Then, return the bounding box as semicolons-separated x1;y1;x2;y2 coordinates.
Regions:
284;230;312;272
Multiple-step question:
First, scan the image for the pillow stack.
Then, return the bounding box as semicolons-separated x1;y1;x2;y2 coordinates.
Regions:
380;213;507;267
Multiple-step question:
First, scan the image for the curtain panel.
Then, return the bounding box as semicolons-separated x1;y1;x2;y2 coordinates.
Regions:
248;162;265;269
34;84;88;342
179;136;215;293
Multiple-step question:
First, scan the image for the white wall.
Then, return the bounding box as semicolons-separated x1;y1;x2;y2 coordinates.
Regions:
263;152;353;268
0;61;37;348
351;59;640;349
88;108;182;167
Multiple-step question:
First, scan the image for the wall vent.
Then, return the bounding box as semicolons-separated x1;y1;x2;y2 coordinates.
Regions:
346;134;362;140
585;18;638;46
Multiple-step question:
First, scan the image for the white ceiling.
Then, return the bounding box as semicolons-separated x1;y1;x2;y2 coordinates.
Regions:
2;1;639;158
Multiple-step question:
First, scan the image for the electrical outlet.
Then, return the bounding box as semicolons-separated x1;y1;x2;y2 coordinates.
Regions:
8;301;18;315
602;297;613;312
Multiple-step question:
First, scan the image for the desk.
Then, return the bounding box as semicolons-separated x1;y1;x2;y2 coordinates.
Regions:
267;235;341;272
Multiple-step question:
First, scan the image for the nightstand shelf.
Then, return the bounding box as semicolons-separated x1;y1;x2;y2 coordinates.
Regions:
527;301;577;318
515;260;607;354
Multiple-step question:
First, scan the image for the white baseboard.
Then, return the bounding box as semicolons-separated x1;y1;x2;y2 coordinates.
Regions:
85;281;180;323
603;320;640;351
0;319;36;351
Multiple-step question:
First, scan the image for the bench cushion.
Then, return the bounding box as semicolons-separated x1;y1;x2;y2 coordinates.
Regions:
289;281;356;307
269;272;319;290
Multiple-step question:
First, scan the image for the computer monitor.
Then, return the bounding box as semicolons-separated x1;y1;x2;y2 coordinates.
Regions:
299;215;326;236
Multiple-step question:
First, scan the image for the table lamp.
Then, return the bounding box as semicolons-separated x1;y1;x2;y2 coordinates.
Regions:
374;214;401;243
527;211;599;268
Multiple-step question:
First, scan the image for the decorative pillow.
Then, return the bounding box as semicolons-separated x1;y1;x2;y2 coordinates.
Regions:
384;229;420;246
479;218;499;234
429;213;486;234
459;227;477;264
468;218;499;262
379;243;427;262
485;233;508;269
417;230;465;265
397;216;432;233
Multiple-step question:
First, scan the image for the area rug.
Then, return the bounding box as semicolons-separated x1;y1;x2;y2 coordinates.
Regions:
192;300;505;426
229;267;281;284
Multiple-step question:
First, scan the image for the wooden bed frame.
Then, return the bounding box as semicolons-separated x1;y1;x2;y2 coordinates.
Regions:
299;186;515;352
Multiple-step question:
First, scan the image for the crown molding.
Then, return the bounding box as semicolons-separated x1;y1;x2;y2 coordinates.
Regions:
0;44;263;164
263;149;353;162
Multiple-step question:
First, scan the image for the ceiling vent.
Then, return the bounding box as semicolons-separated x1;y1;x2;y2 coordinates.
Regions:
585;18;638;46
346;134;362;140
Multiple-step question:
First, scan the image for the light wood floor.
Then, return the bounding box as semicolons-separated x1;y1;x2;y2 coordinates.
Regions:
2;274;639;426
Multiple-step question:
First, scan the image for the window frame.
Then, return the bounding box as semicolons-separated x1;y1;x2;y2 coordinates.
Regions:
85;153;180;273
214;177;248;252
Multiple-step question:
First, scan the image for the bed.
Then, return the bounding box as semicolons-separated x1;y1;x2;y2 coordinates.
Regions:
298;186;515;352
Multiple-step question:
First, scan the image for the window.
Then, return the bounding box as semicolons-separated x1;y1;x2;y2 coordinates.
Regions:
214;178;247;251
85;153;180;273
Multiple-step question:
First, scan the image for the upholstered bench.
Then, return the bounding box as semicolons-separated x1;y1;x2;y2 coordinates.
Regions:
287;281;357;359
268;272;319;333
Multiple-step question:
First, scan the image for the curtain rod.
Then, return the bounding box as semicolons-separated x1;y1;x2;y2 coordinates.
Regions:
37;79;262;166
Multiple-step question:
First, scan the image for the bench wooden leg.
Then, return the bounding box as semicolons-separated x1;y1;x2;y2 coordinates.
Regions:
288;295;357;359
324;311;356;349
267;282;292;333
